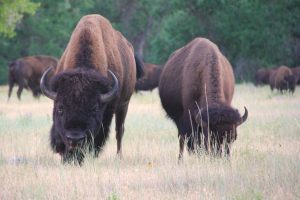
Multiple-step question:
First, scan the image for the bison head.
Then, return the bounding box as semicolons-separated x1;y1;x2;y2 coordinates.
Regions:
194;104;248;155
41;67;119;152
284;75;298;93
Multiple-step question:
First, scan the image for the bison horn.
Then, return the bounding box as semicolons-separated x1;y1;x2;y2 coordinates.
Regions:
237;107;248;126
100;70;119;103
40;67;57;100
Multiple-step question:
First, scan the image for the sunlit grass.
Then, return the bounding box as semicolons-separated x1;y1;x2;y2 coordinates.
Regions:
0;84;299;199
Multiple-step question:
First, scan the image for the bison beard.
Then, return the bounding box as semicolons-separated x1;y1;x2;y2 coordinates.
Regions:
48;69;116;164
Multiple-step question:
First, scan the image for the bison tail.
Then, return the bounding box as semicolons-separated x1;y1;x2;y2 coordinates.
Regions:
134;54;144;79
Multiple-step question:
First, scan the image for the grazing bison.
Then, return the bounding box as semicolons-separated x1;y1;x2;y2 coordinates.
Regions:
254;66;279;86
135;63;163;91
7;55;58;101
291;66;300;85
40;14;143;164
269;66;298;93
159;38;248;160
254;68;274;86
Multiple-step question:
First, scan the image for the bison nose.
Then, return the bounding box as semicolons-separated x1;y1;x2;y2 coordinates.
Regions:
65;132;86;143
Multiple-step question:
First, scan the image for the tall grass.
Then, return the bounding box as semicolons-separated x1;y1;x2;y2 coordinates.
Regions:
0;84;299;199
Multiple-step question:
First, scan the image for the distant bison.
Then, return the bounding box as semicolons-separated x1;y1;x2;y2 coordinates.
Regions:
254;68;273;86
291;66;300;85
159;38;248;160
269;66;298;93
7;55;58;101
135;63;163;91
40;14;143;164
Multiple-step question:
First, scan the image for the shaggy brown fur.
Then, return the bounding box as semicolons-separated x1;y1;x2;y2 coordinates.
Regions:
291;66;300;85
269;66;297;93
159;38;248;160
7;55;58;101
43;14;142;164
135;63;163;91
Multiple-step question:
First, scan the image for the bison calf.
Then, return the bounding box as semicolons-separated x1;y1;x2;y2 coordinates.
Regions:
159;38;248;160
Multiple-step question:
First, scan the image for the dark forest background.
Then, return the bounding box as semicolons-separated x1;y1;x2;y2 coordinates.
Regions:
0;0;300;84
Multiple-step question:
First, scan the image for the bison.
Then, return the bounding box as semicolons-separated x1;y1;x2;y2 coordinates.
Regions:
7;55;58;101
254;68;274;86
291;66;300;85
159;38;248;160
135;63;163;91
269;66;298;93
40;14;143;164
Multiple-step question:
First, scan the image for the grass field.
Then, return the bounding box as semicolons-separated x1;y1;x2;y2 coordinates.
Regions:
0;84;299;200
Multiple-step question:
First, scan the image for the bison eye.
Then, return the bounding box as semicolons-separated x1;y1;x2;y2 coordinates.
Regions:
57;106;64;115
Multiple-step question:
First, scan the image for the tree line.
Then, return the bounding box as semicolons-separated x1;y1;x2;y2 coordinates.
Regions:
0;0;299;84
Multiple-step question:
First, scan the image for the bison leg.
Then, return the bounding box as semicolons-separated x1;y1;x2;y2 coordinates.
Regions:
178;134;185;162
202;126;211;154
16;77;27;100
7;80;14;102
93;107;114;157
225;143;231;157
32;87;42;98
178;111;197;161
17;85;24;100
115;104;129;158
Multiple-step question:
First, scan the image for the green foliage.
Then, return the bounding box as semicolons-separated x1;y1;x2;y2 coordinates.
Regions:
0;0;299;84
106;192;120;200
0;0;40;38
233;189;264;200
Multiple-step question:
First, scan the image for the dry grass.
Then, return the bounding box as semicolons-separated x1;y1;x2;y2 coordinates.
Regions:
0;84;299;200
